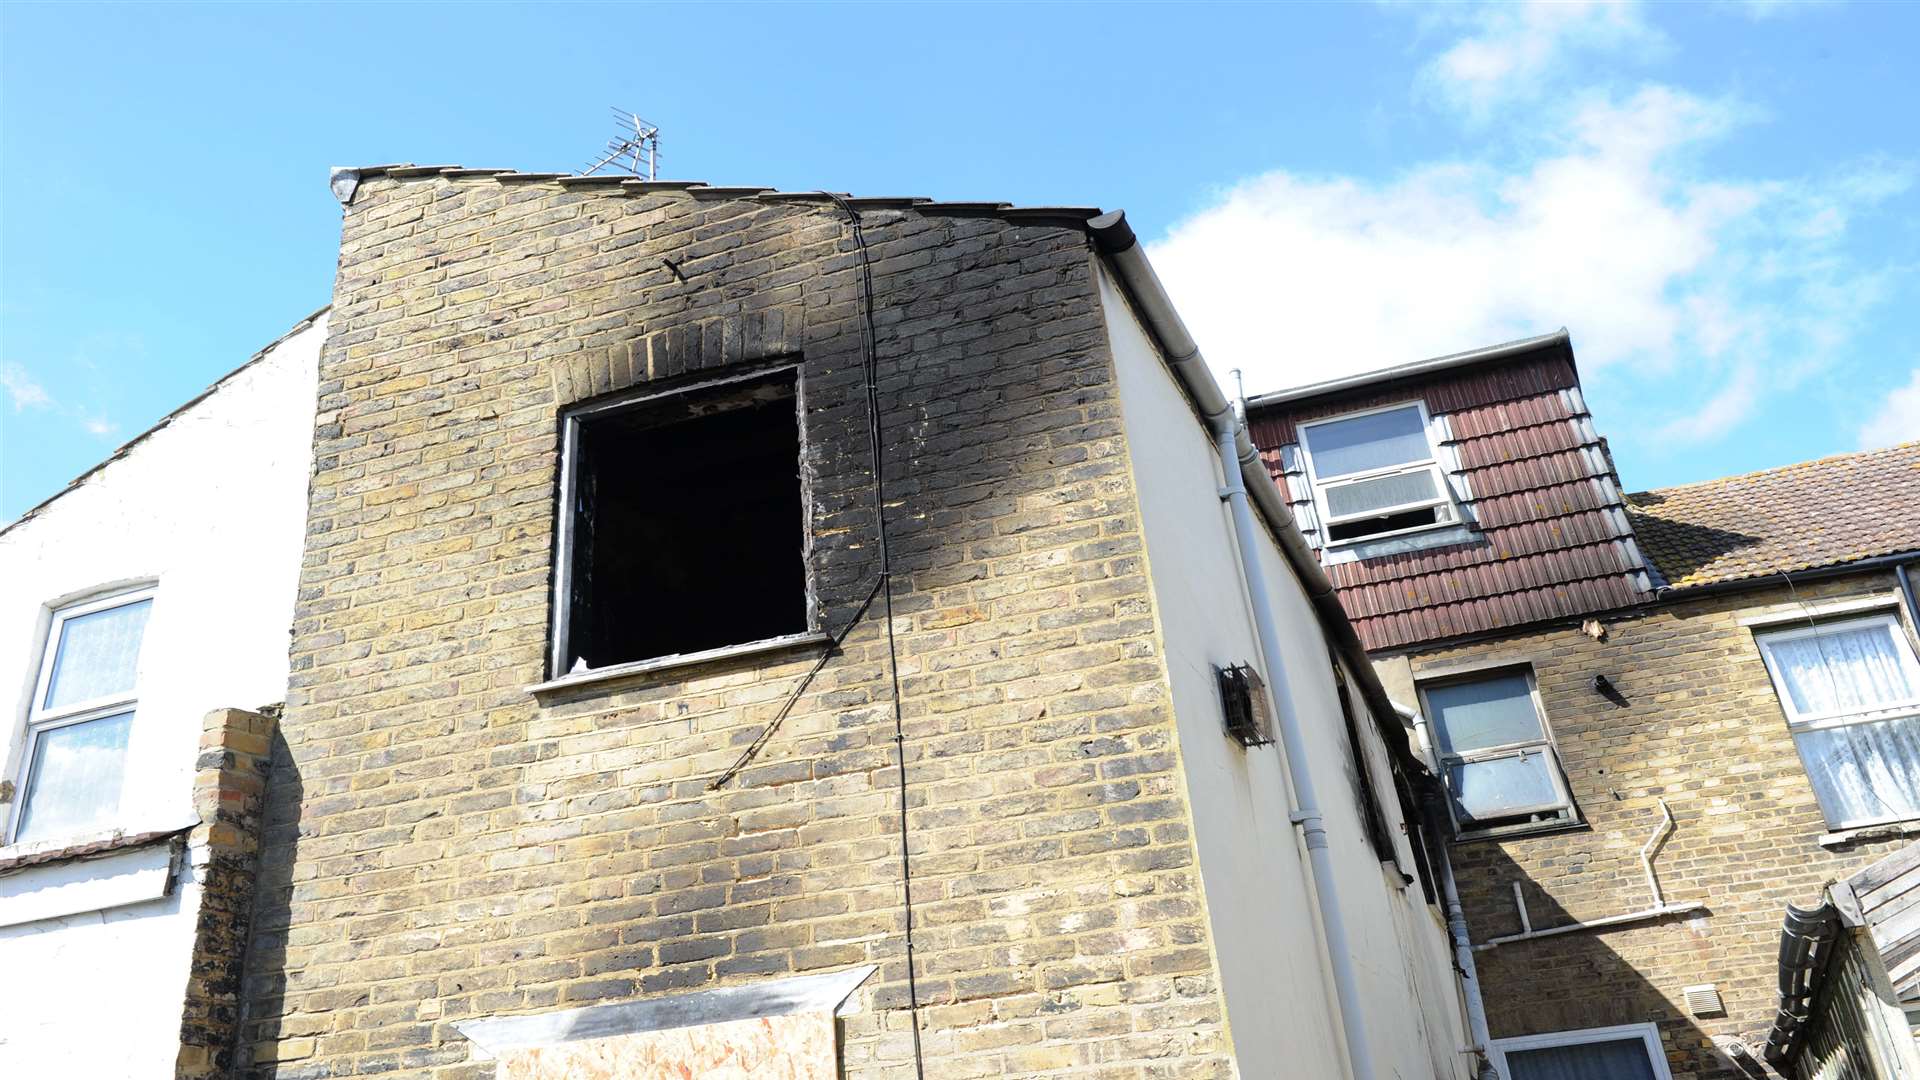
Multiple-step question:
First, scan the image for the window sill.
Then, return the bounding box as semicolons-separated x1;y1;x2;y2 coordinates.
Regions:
1452;817;1588;844
527;631;835;697
1818;818;1920;848
0;819;193;875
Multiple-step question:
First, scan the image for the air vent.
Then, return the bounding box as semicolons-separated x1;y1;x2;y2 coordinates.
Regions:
1216;665;1272;748
1683;983;1725;1017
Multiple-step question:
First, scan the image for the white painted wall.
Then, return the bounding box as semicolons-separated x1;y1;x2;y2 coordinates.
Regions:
1099;266;1473;1080
0;312;323;1076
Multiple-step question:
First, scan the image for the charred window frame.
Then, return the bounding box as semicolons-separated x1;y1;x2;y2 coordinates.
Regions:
550;366;815;678
1331;657;1398;865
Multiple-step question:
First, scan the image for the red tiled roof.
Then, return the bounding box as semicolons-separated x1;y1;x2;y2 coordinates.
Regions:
1626;442;1920;589
1248;339;1651;652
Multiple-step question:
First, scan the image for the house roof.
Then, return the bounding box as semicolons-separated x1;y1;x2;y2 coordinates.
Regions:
0;305;330;538
1247;334;1653;653
1626;441;1920;590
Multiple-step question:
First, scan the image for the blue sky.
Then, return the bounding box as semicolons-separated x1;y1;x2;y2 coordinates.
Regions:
2;1;1915;520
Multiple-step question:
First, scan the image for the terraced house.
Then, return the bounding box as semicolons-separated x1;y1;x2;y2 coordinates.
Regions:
192;163;1496;1080
1247;336;1920;1080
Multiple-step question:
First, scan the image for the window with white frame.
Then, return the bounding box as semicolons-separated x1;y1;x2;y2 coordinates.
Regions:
1419;667;1578;836
10;588;153;845
1298;402;1457;544
1490;1023;1673;1080
1755;612;1920;830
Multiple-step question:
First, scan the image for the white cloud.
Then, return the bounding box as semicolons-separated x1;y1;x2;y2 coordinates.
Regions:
1859;369;1920;449
1148;84;1905;444
1423;0;1663;117
82;416;119;438
1;363;52;412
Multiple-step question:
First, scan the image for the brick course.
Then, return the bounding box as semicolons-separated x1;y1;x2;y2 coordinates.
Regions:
1426;574;1918;1079
239;175;1234;1077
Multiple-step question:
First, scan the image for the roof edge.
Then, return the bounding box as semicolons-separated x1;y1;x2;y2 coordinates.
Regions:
1;304;331;538
1246;328;1572;409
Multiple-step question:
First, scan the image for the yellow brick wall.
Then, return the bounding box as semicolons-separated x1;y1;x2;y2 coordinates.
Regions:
238;175;1234;1078
1427;573;1918;1079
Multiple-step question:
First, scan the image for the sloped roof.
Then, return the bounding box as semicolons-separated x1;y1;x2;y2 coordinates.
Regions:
332;163;1106;229
1626;442;1920;590
1248;334;1653;653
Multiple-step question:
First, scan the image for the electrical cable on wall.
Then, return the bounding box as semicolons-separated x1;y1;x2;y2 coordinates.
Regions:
703;194;927;1078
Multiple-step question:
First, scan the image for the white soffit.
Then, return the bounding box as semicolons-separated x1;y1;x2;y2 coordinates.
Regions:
453;964;878;1060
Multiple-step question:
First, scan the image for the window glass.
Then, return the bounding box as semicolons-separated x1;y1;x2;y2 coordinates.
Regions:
1792;717;1920;827
1323;469;1442;519
14;711;134;844
1427;672;1541;753
1504;1036;1661;1080
43;598;151;710
1304;405;1430;479
1447;753;1561;825
1766;622;1916;717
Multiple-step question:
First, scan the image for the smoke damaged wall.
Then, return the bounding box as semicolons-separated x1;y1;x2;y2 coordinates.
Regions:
242;173;1239;1078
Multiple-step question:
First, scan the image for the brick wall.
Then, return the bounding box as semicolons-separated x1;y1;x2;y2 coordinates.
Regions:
238;174;1234;1078
179;706;280;1079
1424;573;1918;1079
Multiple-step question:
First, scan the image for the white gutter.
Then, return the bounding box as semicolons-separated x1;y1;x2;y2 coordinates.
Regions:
1089;209;1382;1080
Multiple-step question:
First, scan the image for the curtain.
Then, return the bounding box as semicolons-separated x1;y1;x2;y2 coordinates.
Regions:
44;598;151;710
15;710;133;844
1768;624;1915;717
1795;715;1920;826
1504;1037;1661;1080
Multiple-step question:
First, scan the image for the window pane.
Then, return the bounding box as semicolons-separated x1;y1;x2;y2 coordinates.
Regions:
14;711;134;844
1427;673;1542;753
1766;622;1917;717
43;598;151;710
1306;406;1431;479
1447;753;1561;824
1505;1037;1660;1080
1324;469;1440;519
1793;714;1920;827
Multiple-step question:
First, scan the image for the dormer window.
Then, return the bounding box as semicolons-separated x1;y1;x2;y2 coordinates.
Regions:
1298;402;1456;543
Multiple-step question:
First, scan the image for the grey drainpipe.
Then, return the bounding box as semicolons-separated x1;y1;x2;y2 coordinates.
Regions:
1089;209;1381;1080
1898;562;1920;634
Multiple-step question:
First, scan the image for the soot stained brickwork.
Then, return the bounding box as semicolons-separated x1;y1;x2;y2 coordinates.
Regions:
1432;574;1917;1079
239;173;1233;1078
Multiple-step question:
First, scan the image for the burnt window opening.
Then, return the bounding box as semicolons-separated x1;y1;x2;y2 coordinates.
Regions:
557;369;809;673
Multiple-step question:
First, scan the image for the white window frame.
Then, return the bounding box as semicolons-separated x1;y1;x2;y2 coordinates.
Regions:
1489;1022;1673;1080
549;365;814;681
8;585;155;846
1297;400;1457;546
1418;666;1579;839
1754;612;1920;830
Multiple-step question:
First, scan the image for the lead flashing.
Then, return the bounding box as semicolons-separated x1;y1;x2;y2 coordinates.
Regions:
453;965;877;1059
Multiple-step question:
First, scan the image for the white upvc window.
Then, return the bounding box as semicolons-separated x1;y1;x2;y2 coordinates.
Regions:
1755;612;1920;831
1419;667;1578;837
1298;401;1457;545
1490;1023;1674;1080
9;587;154;845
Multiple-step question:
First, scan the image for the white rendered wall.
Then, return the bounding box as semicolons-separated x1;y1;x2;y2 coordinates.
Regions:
1099;265;1473;1080
0;312;323;1076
